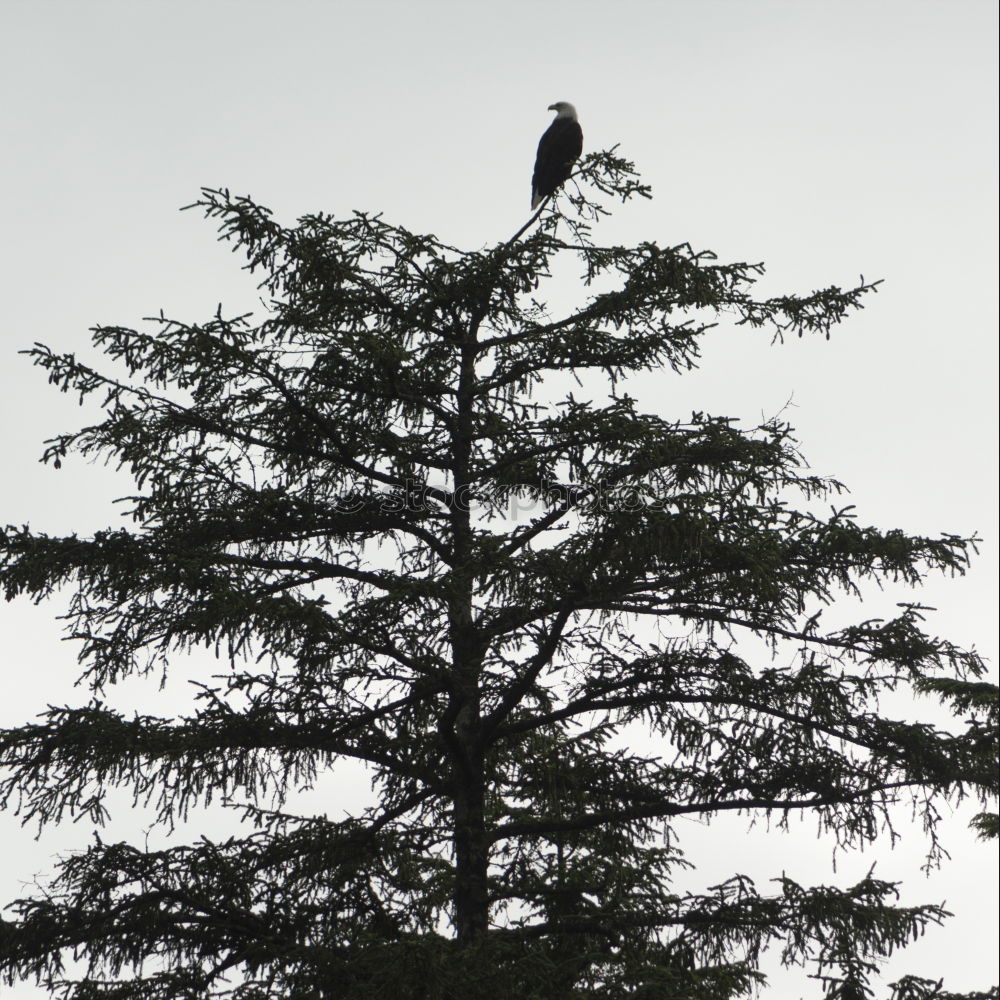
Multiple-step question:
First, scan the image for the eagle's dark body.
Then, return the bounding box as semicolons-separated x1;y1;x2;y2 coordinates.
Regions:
531;102;583;209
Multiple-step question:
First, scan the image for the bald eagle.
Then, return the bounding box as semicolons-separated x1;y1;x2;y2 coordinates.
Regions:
531;102;583;210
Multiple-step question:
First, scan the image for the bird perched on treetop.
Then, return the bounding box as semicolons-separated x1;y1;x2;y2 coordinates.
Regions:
530;102;583;210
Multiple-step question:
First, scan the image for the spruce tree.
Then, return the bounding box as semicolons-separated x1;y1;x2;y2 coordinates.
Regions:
1;152;996;1000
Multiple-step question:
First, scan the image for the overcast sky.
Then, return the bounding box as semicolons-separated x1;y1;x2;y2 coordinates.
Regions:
1;2;997;996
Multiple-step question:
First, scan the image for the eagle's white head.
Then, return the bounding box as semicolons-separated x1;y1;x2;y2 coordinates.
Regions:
547;102;578;121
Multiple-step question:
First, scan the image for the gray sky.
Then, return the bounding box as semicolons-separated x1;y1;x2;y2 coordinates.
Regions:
1;1;997;996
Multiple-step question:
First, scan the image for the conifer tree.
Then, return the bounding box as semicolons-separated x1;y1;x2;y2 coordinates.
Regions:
1;152;996;1000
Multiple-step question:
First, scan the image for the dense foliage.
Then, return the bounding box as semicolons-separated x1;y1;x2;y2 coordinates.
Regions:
1;152;996;999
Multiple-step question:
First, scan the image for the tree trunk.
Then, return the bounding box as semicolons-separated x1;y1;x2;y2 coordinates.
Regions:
452;743;489;945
